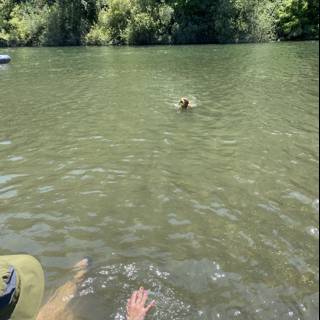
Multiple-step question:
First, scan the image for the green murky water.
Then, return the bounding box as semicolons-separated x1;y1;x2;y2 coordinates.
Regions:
0;42;319;320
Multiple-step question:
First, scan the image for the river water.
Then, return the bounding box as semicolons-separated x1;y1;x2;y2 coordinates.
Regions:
0;42;319;320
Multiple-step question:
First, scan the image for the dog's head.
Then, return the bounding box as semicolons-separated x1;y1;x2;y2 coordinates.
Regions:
180;98;189;108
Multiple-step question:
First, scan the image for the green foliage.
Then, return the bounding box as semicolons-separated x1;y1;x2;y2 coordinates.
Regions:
154;3;174;43
0;1;50;46
45;0;87;45
0;0;319;46
230;0;277;42
43;0;98;45
252;1;277;41
102;0;131;43
276;0;319;40
170;0;216;43
86;0;131;45
86;0;174;45
125;12;157;44
0;0;15;29
124;1;175;44
85;21;110;45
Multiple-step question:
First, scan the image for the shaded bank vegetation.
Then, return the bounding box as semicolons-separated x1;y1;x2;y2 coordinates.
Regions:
0;0;318;46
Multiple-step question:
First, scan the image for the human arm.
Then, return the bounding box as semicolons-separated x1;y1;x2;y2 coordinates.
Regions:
127;287;155;320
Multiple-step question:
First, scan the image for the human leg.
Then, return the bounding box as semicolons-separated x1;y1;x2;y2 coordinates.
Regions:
36;258;90;320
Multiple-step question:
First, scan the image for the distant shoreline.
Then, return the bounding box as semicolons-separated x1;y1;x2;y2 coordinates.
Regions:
1;39;319;49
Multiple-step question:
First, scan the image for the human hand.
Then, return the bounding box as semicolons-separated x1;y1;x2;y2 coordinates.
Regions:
127;287;156;320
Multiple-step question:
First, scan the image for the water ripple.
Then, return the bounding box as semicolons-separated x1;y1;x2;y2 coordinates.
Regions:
0;43;318;320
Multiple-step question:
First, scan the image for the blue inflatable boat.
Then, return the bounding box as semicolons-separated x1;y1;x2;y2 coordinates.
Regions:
0;55;11;64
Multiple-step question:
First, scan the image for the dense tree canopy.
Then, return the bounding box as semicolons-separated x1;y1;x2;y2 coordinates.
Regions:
0;0;318;46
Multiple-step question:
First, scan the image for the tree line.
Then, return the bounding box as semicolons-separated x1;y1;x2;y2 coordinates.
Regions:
0;0;318;46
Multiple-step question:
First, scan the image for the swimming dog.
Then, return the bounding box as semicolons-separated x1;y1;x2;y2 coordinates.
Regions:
179;97;192;111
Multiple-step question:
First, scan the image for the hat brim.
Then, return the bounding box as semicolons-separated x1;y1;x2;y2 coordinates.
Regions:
0;255;44;320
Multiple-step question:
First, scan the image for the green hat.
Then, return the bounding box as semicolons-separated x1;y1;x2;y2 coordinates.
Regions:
0;255;44;320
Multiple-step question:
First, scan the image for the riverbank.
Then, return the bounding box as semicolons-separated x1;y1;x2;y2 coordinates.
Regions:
0;0;318;47
1;39;319;49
